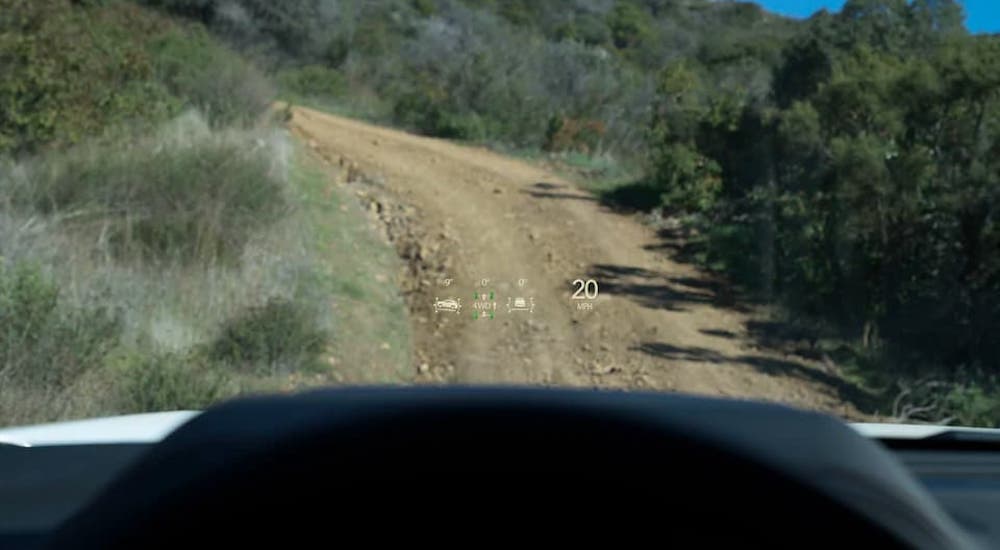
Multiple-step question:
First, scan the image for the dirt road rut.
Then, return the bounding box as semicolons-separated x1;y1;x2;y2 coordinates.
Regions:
290;106;866;418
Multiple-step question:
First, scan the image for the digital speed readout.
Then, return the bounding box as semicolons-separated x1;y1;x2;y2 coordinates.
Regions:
431;277;598;317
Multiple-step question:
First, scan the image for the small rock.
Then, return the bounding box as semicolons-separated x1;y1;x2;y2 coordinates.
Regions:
418;363;430;374
372;138;380;146
599;343;611;351
493;188;504;194
528;231;538;241
374;273;388;283
379;342;391;350
308;140;318;149
582;343;592;351
591;362;622;375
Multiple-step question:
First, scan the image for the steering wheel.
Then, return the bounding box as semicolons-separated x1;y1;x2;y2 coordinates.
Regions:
47;388;968;549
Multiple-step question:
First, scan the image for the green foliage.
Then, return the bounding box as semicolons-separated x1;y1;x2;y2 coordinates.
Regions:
0;263;122;389
277;65;347;100
606;2;651;52
557;14;612;47
0;0;272;156
647;1;999;417
0;1;344;424
149;26;274;127
208;297;327;375
139;0;794;154
648;63;729;212
11;131;288;264
391;82;494;141
411;0;436;17
323;36;351;68
0;0;176;154
114;350;227;413
653;143;723;212
543;116;607;154
941;381;1000;428
139;0;213;21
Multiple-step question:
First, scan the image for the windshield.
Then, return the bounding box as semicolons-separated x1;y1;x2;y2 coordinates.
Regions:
1;0;998;428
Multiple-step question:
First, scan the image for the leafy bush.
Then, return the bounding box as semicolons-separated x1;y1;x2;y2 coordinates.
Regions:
652;143;723;213
150;26;274;127
10;129;288;263
115;351;227;413
606;2;652;51
208;297;327;375
0;263;122;389
0;0;177;155
543;116;607;154
0;0;274;156
411;0;437;18
277;65;347;100
391;88;484;140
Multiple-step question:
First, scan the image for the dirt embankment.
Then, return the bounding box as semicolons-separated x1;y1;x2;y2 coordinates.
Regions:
289;105;870;419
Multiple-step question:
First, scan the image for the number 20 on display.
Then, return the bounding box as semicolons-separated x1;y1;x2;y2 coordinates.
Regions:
571;279;599;300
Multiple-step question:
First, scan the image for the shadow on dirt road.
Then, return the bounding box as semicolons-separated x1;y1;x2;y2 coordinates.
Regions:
587;263;749;313
590;225;878;416
521;182;599;201
634;342;878;412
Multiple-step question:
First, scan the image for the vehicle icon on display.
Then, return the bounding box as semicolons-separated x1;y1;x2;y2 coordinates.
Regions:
433;297;462;313
507;296;534;313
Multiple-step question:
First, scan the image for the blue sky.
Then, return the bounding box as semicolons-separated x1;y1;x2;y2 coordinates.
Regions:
755;0;999;33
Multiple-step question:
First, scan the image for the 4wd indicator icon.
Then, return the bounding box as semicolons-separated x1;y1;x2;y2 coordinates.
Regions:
472;290;497;320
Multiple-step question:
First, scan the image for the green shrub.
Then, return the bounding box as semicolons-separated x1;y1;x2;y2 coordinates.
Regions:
115;351;228;413
653;143;723;213
0;263;122;389
11;132;288;264
392;89;446;136
543;116;607;154
941;381;1000;428
574;14;613;47
0;1;274;155
392;88;490;141
606;3;652;51
208;297;327;375
0;0;178;154
150;26;274;127
411;0;437;17
277;65;347;100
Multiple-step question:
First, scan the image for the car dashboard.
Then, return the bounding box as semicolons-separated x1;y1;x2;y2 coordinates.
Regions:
1;391;999;549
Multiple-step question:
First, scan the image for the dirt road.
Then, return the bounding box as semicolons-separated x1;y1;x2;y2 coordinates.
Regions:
289;106;868;418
